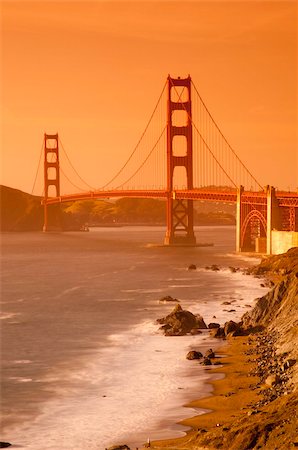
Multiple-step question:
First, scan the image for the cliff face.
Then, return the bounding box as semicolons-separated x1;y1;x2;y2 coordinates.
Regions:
247;246;298;277
243;248;298;388
201;249;298;450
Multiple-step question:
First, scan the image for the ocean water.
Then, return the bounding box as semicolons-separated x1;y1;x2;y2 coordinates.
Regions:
0;226;266;449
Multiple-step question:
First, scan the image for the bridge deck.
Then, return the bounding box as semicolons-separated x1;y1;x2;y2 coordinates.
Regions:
43;189;298;207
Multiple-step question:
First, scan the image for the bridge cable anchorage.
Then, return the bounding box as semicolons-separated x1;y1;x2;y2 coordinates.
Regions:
31;138;45;195
169;80;237;188
98;79;168;190
114;125;167;190
191;80;263;190
58;137;96;191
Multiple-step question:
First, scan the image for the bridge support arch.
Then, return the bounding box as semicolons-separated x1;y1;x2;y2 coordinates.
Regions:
43;133;61;231
164;75;196;246
236;185;284;254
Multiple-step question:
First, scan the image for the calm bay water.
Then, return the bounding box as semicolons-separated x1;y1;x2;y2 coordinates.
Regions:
0;226;265;448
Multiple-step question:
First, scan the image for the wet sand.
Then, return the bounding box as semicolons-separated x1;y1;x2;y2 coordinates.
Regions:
145;335;259;449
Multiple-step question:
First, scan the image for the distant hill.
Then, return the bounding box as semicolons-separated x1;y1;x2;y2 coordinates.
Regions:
0;185;235;231
0;185;43;231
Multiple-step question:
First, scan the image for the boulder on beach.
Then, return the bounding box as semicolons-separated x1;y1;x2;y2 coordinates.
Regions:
208;320;246;338
157;304;207;336
201;357;212;365
208;322;220;329
186;350;203;360
196;313;208;329
205;348;215;358
224;320;242;336
205;265;220;271
107;445;131;450
158;295;179;304
209;326;225;338
0;444;12;449
188;264;197;270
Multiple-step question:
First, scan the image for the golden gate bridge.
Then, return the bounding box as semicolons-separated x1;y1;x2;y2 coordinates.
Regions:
34;75;298;254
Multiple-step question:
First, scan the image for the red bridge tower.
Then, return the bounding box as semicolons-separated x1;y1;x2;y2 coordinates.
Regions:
43;133;61;231
164;75;196;245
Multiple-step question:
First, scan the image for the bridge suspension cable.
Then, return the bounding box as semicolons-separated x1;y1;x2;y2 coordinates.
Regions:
59;165;93;193
170;79;237;189
98;79;168;190
114;125;167;189
59;137;96;191
38;75;263;197
191;80;262;190
31;138;44;195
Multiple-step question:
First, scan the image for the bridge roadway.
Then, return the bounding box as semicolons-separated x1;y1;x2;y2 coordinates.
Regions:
43;188;298;207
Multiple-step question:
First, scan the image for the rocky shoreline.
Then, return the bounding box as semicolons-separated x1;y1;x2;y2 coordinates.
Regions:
108;248;297;450
157;248;297;450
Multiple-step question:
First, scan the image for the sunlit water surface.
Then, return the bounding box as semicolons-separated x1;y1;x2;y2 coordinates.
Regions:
1;226;266;449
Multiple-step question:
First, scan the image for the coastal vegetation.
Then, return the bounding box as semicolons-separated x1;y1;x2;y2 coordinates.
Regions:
0;185;235;231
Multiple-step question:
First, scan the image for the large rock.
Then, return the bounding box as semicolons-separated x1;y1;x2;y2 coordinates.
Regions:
205;264;220;271
196;313;208;329
209;327;225;338
107;445;131;450
224;320;242;336
208;322;220;329
157;304;207;336
201;357;212;365
205;348;215;358
158;295;179;304
186;350;203;360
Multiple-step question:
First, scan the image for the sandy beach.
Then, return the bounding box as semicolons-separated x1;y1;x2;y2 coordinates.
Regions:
139;249;298;450
145;336;261;449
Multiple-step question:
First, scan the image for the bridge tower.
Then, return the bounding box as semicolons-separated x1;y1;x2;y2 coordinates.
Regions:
164;75;196;245
43;133;61;231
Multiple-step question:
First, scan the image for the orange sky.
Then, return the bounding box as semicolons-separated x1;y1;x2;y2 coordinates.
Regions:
1;0;297;194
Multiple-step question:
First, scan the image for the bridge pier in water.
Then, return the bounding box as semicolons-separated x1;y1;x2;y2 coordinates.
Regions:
164;197;196;246
164;75;196;246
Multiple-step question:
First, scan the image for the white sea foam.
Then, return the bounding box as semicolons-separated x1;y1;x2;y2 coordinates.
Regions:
13;360;32;364
0;312;20;320
9;377;33;383
1;229;269;450
121;288;165;293
4;321;216;449
168;284;203;288
3;271;268;449
55;286;81;299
